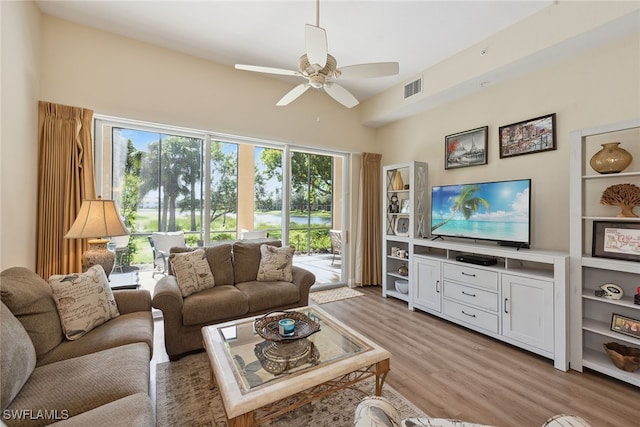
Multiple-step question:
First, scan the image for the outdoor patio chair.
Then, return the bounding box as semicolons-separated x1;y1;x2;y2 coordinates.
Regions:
329;229;342;266
240;229;269;239
149;231;186;277
109;235;130;273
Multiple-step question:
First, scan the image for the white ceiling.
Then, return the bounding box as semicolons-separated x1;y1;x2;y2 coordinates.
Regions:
36;0;555;103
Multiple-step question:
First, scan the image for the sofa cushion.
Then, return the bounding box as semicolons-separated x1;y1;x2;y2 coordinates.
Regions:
0;302;37;411
181;285;249;326
169;249;215;297
235;281;300;312
48;393;153;427
37;311;154;366
542;414;591;427
4;343;150;427
257;244;295;282
0;267;64;357
48;265;119;340
354;396;400;427
233;239;281;283
170;243;235;285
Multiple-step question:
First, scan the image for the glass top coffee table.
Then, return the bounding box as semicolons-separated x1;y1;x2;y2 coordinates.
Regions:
201;305;391;427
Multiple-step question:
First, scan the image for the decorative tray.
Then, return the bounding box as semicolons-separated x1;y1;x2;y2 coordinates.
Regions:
254;311;321;342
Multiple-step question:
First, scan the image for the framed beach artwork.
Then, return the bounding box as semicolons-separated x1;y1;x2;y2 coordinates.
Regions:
499;113;556;158
592;221;640;262
445;126;488;170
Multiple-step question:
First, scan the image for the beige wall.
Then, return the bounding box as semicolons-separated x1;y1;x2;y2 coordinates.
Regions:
1;1;41;270
374;33;640;251
39;15;375;154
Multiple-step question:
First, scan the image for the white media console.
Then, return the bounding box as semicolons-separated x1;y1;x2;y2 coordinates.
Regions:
405;238;568;371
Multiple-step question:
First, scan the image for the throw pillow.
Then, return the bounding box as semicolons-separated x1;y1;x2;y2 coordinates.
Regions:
0;266;64;357
257;244;295;282
170;248;215;297
48;265;120;340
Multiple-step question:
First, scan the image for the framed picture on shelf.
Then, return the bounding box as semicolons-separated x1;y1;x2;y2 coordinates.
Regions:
610;313;640;339
592;221;640;262
499;113;556;158
445;126;488;169
394;217;410;237
400;199;410;214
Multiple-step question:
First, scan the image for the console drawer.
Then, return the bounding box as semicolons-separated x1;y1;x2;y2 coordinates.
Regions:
443;281;498;311
443;299;499;334
443;263;498;291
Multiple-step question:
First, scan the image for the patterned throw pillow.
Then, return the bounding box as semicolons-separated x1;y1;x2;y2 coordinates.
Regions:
170;248;215;297
48;265;120;340
257;244;295;282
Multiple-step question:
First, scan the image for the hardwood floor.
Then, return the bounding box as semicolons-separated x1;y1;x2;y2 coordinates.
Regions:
151;286;639;426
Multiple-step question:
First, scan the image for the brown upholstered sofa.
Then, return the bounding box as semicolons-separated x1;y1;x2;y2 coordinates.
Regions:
152;238;316;360
0;267;154;427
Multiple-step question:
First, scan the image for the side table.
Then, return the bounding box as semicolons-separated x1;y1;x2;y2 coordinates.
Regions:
109;271;141;290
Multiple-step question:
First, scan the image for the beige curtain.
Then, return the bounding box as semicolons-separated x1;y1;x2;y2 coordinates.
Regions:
359;153;382;286
37;101;96;278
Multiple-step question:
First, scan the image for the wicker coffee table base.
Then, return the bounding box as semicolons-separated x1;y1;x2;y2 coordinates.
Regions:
209;359;390;427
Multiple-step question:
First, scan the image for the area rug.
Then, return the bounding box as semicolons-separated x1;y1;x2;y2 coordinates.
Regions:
156;352;425;427
309;287;364;304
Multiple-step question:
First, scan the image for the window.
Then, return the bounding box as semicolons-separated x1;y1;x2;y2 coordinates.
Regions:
94;116;348;286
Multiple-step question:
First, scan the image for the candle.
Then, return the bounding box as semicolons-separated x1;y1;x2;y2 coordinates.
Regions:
278;318;295;335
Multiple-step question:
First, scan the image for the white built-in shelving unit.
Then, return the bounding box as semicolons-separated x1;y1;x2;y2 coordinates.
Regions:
569;119;640;387
382;161;428;309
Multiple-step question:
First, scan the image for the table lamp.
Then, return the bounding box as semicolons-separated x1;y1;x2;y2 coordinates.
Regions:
64;197;129;278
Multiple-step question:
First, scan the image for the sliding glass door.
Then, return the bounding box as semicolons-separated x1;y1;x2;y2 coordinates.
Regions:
95;117;346;286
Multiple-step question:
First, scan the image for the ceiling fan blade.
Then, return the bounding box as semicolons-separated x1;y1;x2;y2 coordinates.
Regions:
338;62;399;79
305;24;327;69
324;83;359;108
277;83;310;106
235;64;300;77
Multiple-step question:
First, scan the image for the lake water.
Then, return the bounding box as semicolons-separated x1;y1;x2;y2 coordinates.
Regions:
255;213;331;225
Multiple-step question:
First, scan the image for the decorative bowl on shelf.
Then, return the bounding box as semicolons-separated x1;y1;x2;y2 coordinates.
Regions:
603;342;640;372
395;279;409;294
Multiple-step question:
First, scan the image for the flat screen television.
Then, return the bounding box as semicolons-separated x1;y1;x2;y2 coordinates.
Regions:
431;178;531;248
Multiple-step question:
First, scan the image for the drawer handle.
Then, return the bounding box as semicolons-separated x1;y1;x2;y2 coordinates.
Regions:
461;310;476;318
461;291;476;297
461;272;476;277
504;298;509;314
436;280;440;293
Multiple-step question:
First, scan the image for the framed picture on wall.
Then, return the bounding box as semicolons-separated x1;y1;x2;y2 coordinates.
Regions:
499;113;556;158
444;126;488;169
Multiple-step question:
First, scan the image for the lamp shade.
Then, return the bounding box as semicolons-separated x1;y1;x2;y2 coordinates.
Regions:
65;197;129;239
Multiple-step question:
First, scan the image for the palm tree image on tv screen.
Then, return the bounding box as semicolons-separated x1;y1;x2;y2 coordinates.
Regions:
431;179;531;246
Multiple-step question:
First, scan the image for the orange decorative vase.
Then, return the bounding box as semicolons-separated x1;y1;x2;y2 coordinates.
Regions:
590;142;633;174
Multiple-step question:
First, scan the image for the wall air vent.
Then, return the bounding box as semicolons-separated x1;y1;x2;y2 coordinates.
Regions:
404;77;422;99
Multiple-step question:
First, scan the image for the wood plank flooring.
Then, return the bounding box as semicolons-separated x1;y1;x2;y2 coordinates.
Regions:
151;286;639;426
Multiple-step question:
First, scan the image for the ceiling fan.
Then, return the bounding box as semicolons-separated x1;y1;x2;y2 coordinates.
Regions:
235;0;399;108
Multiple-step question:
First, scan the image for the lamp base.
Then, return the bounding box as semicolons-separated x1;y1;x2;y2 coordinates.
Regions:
83;238;115;278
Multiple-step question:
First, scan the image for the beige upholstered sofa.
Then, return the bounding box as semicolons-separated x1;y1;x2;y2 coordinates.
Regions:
354;397;592;427
152;238;316;360
0;267;154;427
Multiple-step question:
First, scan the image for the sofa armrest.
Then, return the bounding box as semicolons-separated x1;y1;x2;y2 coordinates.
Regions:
152;275;184;312
291;266;316;305
113;290;152;314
